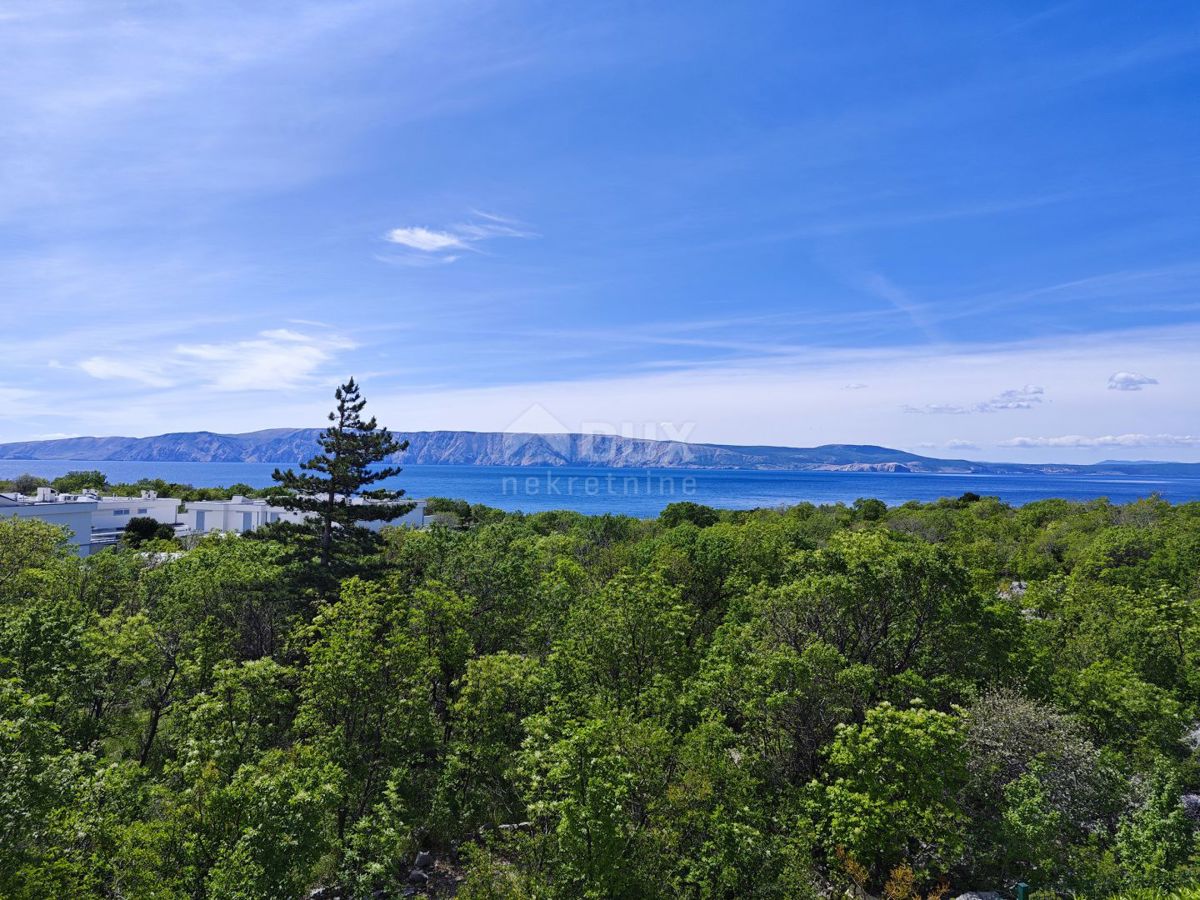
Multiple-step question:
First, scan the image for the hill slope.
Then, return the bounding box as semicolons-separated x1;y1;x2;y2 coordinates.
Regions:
1;430;1198;476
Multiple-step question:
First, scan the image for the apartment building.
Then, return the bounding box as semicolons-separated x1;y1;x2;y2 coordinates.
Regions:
180;496;307;534
4;488;426;554
182;496;426;535
0;490;98;555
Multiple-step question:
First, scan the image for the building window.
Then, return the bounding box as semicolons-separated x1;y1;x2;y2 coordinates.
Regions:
137;508;148;514
113;509;130;516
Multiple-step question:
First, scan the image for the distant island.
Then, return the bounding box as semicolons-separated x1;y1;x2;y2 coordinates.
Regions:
2;429;1199;477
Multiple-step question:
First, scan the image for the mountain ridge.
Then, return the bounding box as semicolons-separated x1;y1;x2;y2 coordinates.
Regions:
1;429;1198;477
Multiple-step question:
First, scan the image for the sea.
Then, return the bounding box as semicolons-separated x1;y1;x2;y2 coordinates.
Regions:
3;460;1200;517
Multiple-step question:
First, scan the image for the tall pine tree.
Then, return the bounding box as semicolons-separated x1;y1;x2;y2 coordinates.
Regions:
271;379;412;579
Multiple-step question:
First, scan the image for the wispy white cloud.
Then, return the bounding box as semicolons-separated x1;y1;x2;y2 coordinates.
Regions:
854;272;939;342
453;210;536;241
373;252;462;269
79;356;172;387
904;403;972;416
0;386;38;403
1002;433;1200;449
904;385;1045;415
985;385;1046;411
946;438;979;449
380;213;535;264
1107;371;1158;391
77;328;352;392
384;227;467;252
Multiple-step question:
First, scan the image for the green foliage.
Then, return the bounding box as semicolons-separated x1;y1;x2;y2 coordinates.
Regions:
659;501;720;529
437;651;546;833
962;690;1116;883
1115;765;1197;891
0;473;49;495
50;470;109;493
4;488;1200;897
520;709;673;897
122;516;178;548
853;496;887;521
271;378;411;587
818;701;969;887
552;570;694;718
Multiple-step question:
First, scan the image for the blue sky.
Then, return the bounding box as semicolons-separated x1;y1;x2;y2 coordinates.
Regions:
2;1;1199;461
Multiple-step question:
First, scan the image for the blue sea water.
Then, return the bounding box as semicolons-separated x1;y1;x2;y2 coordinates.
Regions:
3;460;1200;516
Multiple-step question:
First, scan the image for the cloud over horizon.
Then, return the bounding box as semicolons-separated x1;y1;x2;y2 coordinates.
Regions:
1107;371;1159;391
904;385;1045;415
1002;433;1200;449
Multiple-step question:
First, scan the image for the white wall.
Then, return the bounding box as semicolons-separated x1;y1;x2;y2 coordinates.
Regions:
3;502;98;555
361;499;427;531
182;498;426;535
3;494;426;554
181;499;306;535
92;496;181;533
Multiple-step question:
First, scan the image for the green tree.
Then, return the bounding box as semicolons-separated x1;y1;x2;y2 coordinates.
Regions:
50;470;109;493
271;378;411;585
436;652;545;833
962;691;1114;885
520;710;673;897
296;578;438;849
121;516;176;548
552;570;694;719
0;678;81;887
162;745;339;899
1115;764;1196;891
0;517;73;602
818;701;969;888
852;497;887;521
659;502;720;529
654;717;818;898
1;474;49;495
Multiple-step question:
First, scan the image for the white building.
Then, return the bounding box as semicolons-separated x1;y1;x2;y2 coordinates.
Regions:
351;497;427;531
180;496;307;535
181;496;426;535
87;490;184;552
0;490;98;556
4;488;426;554
1;488;183;555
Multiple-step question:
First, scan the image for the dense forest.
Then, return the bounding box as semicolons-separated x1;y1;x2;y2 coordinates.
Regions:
5;485;1200;898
